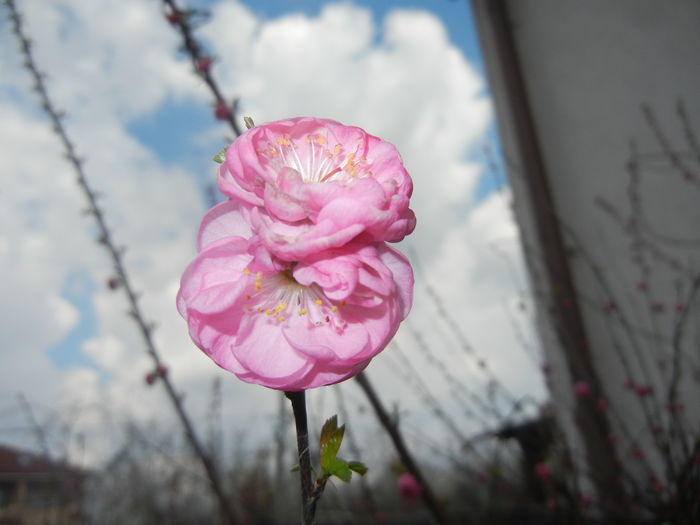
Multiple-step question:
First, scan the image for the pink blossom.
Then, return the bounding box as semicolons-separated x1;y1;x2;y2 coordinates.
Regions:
651;300;665;313
214;103;231;121
635;384;653;398
534;462;552;481
217;117;415;261
574;381;591;398
177;201;413;390
107;276;121;290
145;372;156;386
397;472;422;502
603;300;617;312
579;494;594;508
195;56;212;74
166;11;179;25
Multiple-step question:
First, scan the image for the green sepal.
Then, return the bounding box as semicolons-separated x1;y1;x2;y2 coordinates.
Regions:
213;146;228;164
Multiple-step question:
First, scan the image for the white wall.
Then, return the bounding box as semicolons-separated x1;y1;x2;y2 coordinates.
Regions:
474;0;700;505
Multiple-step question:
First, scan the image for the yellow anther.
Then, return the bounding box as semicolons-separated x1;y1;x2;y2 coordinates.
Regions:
334;144;342;154
316;136;326;145
331;305;339;313
278;316;285;322
256;272;262;279
243;268;250;275
298;309;308;316
255;282;262;290
315;299;323;306
245;295;251;301
347;153;355;160
266;309;273;315
257;307;264;313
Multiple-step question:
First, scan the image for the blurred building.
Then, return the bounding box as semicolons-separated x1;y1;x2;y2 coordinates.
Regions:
0;444;86;525
472;0;700;518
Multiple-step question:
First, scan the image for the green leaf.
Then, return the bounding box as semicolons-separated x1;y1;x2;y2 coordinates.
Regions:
348;461;368;476
290;464;300;473
327;458;352;482
319;415;345;470
212;146;228;164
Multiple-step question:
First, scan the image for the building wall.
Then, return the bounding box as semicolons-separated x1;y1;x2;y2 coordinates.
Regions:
473;0;700;509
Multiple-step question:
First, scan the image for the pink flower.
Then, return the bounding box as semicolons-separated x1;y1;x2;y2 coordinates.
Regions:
217;117;415;261
534;462;552;481
195;56;213;74
603;300;617;312
107;276;121;290
166;10;179;25
177;201;413;390
635;384;653;398
397;472;422;502
214;103;231;121
574;381;591;398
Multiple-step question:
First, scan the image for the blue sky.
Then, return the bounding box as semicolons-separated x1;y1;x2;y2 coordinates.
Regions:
1;0;539;461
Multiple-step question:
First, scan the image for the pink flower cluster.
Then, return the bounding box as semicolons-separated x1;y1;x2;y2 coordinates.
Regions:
178;118;415;390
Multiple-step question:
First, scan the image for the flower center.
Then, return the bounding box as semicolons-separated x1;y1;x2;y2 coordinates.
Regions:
241;266;346;331
257;133;373;183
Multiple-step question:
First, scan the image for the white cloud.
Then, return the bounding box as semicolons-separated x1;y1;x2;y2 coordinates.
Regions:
0;0;542;469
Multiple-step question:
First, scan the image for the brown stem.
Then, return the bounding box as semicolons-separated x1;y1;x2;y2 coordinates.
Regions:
354;371;447;524
285;390;316;525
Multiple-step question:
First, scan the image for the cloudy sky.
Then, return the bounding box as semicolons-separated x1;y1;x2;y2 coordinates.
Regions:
0;0;545;469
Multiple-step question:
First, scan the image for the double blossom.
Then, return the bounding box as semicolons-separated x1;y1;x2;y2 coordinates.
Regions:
178;118;415;390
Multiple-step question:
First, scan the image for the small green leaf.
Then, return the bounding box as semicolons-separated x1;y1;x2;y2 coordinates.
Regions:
327;458;352;482
213;146;228;163
244;116;255;129
290;464;300;473
348;461;367;476
320;415;345;470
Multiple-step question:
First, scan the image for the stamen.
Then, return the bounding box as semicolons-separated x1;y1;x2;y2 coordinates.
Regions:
320;167;341;182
